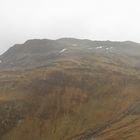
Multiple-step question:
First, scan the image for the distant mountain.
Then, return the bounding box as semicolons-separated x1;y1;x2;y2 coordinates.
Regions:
1;38;140;69
0;38;140;140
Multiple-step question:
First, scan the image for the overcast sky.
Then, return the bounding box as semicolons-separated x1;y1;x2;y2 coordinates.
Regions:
0;0;140;54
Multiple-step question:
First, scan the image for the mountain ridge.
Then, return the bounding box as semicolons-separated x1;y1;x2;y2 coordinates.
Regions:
1;38;140;70
0;38;139;140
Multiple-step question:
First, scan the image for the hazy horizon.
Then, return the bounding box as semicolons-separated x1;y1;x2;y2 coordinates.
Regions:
1;0;140;54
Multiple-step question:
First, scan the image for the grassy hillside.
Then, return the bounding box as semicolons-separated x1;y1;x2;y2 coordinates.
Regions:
0;52;139;140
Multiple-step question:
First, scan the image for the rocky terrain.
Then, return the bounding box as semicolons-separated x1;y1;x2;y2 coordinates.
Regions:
0;38;139;140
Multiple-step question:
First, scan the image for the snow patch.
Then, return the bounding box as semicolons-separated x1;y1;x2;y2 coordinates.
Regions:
96;46;103;49
106;47;113;50
59;48;67;53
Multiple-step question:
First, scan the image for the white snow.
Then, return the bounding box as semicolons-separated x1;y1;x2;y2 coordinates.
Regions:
96;46;103;49
59;48;67;53
106;47;113;50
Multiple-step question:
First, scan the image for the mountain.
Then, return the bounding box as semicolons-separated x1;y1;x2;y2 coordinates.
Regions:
0;38;140;140
1;38;140;69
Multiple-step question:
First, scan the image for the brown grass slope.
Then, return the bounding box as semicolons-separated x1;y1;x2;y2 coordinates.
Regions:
0;53;139;140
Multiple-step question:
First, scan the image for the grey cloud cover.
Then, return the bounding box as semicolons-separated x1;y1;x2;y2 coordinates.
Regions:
0;0;140;54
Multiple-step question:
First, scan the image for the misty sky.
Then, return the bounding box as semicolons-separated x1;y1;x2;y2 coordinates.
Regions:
0;0;140;54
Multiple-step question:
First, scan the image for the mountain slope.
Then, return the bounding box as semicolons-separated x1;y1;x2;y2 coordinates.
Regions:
1;38;140;69
0;38;140;140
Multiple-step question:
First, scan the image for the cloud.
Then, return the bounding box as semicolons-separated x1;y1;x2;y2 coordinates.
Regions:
0;0;140;54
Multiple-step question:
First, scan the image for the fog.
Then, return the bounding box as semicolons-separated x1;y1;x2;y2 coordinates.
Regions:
0;0;140;54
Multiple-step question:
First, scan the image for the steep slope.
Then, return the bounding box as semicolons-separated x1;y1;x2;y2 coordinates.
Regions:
0;38;140;140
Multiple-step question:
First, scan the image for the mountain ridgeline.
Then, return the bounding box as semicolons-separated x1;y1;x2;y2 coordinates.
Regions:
0;38;140;140
1;38;140;69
